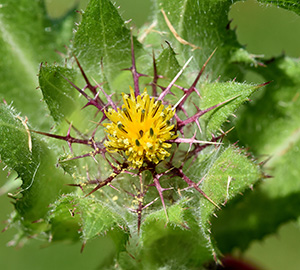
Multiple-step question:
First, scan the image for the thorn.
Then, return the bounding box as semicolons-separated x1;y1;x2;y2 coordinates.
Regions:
32;130;94;149
178;168;221;210
170;137;222;145
153;174;169;222
69;55;106;108
256;81;272;88
80;241;86;253
73;55;97;96
151;49;158;97
157;56;193;101
262;173;273;179
172;94;187;110
177;94;241;129
55;49;65;58
92;77;117;112
142;197;159;210
84;163;127;197
126;250;136;260
129;30;140;97
191;48;217;89
1;225;9;233
138;21;157;43
31;218;43;224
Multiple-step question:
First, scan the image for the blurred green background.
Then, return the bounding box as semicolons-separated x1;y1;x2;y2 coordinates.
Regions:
1;0;300;269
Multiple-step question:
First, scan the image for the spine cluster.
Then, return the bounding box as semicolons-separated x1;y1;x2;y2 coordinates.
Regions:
37;37;229;231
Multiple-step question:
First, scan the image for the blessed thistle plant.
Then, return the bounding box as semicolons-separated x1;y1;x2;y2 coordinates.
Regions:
3;0;300;269
36;39;229;232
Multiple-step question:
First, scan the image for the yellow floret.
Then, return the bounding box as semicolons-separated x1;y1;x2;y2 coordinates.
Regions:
103;87;177;168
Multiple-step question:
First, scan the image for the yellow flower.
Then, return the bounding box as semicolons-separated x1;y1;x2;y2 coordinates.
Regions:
104;87;177;168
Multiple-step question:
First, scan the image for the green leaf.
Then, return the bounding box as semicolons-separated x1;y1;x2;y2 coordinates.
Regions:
0;0;75;128
153;0;242;80
156;44;181;80
212;142;300;253
200;81;261;134
48;195;82;242
152;0;300;81
183;145;261;258
146;43;184;97
257;0;300;15
229;48;265;67
198;146;261;220
80;197;128;243
134;145;261;268
3;0;297;267
0;104;73;237
237;57;300;155
137;199;213;269
216;56;300;252
49;194;129;251
73;0;144;89
39;64;78;124
38;62;107;133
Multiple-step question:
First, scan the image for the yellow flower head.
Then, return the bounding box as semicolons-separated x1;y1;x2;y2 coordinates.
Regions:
104;87;177;168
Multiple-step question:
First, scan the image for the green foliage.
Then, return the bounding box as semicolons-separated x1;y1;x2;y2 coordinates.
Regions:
156;45;182;80
0;104;72;238
200;81;260;134
154;0;242;80
49;194;129;249
213;51;300;254
0;0;299;269
257;0;300;14
0;0;75;128
72;0;144;87
39;65;78;124
139;200;213;269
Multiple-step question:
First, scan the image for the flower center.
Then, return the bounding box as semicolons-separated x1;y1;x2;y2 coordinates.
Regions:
104;88;177;168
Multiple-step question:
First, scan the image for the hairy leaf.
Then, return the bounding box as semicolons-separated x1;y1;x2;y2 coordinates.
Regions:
73;0;144;89
0;104;72;237
0;0;75;128
183;145;261;259
153;0;243;80
200;81;263;134
214;56;300;252
39;64;78;123
2;0;298;268
49;194;129;250
136;199;213;269
257;0;300;15
156;44;182;80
